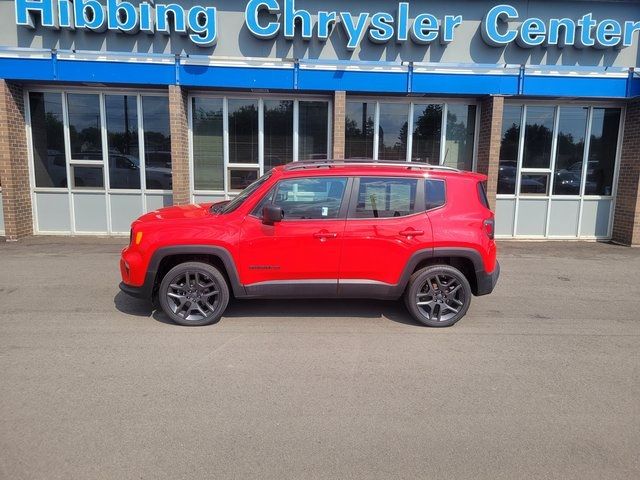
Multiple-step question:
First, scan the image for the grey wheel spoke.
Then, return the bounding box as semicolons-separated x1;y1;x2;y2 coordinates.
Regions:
448;284;461;295
442;304;459;314
167;292;185;300
417;300;436;306
203;290;219;299
436;304;443;322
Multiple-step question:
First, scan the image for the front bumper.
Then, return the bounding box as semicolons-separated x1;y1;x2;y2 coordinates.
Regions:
119;281;150;300
476;261;500;296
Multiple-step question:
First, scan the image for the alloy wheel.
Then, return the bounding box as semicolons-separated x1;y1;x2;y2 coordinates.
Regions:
415;273;465;324
166;270;220;322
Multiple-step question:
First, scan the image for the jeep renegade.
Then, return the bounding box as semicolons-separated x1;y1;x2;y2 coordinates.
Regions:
119;159;500;327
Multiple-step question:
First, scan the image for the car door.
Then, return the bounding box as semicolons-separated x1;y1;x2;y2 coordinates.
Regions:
339;176;433;294
239;176;351;297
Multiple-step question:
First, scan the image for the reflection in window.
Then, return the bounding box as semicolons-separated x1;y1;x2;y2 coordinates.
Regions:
553;107;588;196
192;97;223;190
229;168;259;191
67;93;102;160
273;177;347;219
72;166;104;189
106;95;140;190
142;96;172;190
523;106;554;169
497;105;521;195
228;99;258;164
299;101;328;160
378;103;409;161
586;108;621;196
29;92;67;188
345;102;374;159
520;174;549;195
444;104;476;170
264;100;293;170
412;104;442;164
354;177;417;218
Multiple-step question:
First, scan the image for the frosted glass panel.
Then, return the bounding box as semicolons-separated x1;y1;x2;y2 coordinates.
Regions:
517;199;548;236
495;198;516;237
110;194;143;234
580;199;612;238
35;192;71;233
74;193;107;233
548;199;580;237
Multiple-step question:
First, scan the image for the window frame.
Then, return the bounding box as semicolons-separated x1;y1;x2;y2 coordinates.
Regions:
24;86;171;235
495;99;625;239
346;176;426;220
345;97;479;171
188;93;333;201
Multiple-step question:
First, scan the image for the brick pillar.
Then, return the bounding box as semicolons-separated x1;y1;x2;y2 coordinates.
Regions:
0;81;33;240
168;85;190;205
476;95;504;211
332;91;346;160
612;99;640;246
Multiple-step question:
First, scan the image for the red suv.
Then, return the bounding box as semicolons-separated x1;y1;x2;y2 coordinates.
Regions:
119;160;499;327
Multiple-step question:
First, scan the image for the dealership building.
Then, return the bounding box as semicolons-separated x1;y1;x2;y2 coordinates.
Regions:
1;0;640;244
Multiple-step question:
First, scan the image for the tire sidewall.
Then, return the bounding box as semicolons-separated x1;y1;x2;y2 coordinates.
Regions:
159;262;230;326
404;265;472;327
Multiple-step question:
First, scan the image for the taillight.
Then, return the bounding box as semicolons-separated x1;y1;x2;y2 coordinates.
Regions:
483;219;495;240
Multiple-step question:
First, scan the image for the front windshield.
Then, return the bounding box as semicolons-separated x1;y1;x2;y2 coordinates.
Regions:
214;172;273;214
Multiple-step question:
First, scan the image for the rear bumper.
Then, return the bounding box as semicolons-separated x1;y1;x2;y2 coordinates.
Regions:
476;261;500;296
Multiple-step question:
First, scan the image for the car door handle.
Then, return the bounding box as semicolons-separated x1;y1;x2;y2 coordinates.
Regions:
399;229;424;237
314;231;338;241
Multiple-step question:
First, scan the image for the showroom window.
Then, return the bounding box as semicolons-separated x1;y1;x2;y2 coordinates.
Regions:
345;100;477;169
29;92;66;188
495;103;623;239
27;90;172;235
190;96;331;199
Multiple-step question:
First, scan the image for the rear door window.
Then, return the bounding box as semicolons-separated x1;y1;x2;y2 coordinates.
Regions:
351;177;418;218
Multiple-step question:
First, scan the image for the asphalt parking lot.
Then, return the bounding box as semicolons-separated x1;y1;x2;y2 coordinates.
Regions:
1;237;639;480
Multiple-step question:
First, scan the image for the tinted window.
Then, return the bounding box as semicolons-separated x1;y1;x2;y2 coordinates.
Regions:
29;92;66;188
523;106;554;169
426;179;446;210
497;105;521;195
378;103;409;161
142;96;172;190
106;95;140;190
586;108;621;196
444;104;476;170
272;177;347;220
67;93;102;159
299;101;329;160
353;177;417;218
345;101;375;159
192;97;224;190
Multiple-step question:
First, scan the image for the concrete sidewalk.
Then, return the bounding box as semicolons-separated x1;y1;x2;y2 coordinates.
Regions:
1;238;639;479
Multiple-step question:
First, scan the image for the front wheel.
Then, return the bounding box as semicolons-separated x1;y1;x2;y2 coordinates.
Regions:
159;262;229;326
404;265;472;327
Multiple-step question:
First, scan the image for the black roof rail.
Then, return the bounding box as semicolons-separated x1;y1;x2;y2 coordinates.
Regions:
283;159;460;172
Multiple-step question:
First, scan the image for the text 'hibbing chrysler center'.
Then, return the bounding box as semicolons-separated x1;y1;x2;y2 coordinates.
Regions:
0;0;639;246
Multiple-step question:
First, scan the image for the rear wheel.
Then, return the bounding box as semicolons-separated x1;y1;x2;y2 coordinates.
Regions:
404;265;472;327
159;262;229;326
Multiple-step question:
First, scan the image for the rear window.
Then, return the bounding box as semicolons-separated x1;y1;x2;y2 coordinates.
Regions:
425;179;446;210
477;181;490;209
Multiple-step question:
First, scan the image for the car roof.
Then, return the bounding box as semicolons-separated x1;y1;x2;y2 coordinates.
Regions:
274;160;486;182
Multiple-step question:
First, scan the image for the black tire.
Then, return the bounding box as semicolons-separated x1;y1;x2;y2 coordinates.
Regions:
158;261;229;326
404;265;472;327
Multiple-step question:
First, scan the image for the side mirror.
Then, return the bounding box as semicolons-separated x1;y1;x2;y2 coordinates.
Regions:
262;204;283;225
